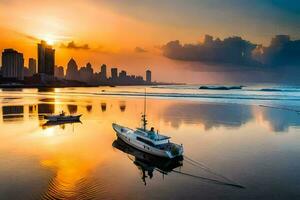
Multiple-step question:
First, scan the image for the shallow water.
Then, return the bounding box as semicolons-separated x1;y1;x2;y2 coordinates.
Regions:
0;86;300;199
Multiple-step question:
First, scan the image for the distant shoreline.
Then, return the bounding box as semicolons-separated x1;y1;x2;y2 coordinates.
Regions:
0;82;185;89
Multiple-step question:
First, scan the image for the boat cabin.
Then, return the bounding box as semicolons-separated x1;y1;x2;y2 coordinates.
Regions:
135;127;170;146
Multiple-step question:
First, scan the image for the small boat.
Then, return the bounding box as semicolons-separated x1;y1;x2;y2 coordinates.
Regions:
112;90;183;159
44;111;81;122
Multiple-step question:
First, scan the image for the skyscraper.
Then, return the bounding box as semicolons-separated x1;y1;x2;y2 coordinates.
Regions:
38;40;55;76
146;69;151;83
79;63;93;82
28;58;36;76
1;49;24;80
119;70;127;81
111;68;118;81
66;58;79;80
54;66;64;79
100;64;107;81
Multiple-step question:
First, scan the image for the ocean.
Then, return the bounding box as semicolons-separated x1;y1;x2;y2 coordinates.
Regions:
0;85;300;199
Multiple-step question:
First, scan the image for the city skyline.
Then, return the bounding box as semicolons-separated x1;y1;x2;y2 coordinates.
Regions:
1;40;154;84
0;0;299;84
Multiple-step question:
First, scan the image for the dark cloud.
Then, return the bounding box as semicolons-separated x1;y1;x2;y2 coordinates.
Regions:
254;35;300;67
60;41;90;50
162;35;260;67
134;46;147;53
162;34;300;70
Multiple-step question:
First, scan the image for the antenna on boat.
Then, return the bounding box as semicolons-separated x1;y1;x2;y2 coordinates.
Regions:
142;88;147;131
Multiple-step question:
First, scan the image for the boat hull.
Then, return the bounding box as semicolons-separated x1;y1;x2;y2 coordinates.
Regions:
112;123;183;159
45;115;82;122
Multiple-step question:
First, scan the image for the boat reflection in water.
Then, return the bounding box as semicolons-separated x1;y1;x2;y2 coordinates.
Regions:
112;138;183;185
113;139;245;188
42;120;82;130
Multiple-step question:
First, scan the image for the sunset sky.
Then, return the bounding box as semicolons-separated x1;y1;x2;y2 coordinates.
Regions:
0;0;299;83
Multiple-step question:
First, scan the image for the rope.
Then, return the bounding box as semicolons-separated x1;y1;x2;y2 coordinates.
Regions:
172;170;245;189
183;155;240;186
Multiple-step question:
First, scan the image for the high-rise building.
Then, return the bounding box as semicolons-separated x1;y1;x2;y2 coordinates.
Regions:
28;58;36;76
146;69;151;83
66;58;79;80
119;70;127;81
54;65;64;79
100;64;107;81
23;66;30;77
79;63;93;82
1;49;24;80
38;40;55;76
111;68;118;81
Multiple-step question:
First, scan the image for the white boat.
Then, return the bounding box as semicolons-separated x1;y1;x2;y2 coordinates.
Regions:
44;111;81;122
112;90;183;159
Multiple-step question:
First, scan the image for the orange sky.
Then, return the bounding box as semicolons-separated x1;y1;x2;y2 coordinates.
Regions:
0;0;299;83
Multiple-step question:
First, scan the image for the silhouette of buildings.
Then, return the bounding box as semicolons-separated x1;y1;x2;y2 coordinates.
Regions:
23;66;30;77
146;70;151;83
0;41;156;86
54;65;64;79
79;62;93;82
100;64;107;81
28;58;36;76
66;58;79;80
111;68;118;81
119;70;127;81
38;40;55;76
63;58;152;85
1;49;24;80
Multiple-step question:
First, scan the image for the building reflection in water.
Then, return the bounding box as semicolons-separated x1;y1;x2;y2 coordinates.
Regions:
67;104;78;114
101;103;106;112
2;105;24;121
86;105;92;113
38;88;55;93
119;101;126;112
38;103;55;116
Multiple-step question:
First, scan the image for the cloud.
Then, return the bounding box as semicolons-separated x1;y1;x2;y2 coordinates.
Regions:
60;41;90;50
254;35;300;68
162;34;300;71
134;46;147;53
161;34;300;83
162;35;261;68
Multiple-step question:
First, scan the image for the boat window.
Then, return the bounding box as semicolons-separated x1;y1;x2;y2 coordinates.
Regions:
137;136;155;147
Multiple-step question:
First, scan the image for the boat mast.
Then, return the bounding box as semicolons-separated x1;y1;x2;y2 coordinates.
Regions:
142;88;147;131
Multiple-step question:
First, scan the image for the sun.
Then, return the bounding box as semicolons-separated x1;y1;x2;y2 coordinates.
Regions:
40;34;57;45
44;37;55;45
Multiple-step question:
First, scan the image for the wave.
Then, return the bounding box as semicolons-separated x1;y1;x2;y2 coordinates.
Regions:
199;86;243;90
260;88;282;92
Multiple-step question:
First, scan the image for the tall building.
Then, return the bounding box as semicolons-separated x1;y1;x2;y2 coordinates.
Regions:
28;58;36;76
146;69;151;83
54;66;64;79
86;63;93;78
119;70;127;81
79;63;93;82
23;67;30;77
38;40;55;76
111;68;118;81
66;58;79;80
100;64;107;81
1;49;24;80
